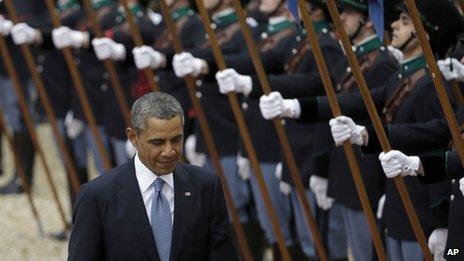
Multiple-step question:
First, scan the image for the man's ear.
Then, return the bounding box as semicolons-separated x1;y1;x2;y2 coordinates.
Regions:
126;127;138;148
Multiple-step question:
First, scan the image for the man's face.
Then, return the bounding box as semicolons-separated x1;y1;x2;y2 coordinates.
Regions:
390;12;416;49
166;0;176;7
127;116;184;175
204;0;221;10
259;0;281;14
340;7;364;38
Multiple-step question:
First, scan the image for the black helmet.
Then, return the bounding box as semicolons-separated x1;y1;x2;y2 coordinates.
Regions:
396;0;464;58
338;0;368;15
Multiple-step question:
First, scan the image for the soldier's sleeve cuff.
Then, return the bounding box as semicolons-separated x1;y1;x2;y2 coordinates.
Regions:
312;149;331;178
417;153;447;184
361;124;386;154
39;30;54;49
248;76;264;99
445;151;464;180
296;97;318;123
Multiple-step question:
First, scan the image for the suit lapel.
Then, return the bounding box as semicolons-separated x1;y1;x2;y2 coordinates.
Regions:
115;159;159;261
170;164;196;260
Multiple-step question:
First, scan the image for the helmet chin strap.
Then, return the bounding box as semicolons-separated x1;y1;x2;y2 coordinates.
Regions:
398;31;417;52
349;18;365;41
209;0;224;14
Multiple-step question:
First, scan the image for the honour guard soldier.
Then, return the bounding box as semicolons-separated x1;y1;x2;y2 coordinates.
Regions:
0;1;49;194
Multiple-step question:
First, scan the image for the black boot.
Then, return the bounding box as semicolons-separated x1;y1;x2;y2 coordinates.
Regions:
272;243;283;261
289;244;310;261
0;132;35;194
230;222;266;261
0;138;3;176
243;222;265;261
0;176;23;194
16;131;35;187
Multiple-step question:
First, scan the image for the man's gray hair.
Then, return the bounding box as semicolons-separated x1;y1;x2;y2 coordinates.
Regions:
131;92;184;134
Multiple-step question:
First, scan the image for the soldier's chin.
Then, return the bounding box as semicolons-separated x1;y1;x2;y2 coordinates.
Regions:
390;40;401;49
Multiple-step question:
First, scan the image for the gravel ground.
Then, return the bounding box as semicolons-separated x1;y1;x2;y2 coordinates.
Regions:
0;124;98;261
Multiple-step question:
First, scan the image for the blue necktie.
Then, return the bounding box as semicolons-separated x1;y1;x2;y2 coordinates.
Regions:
151;178;172;261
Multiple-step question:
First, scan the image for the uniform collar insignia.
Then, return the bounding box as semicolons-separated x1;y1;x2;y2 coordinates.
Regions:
297;19;330;39
313;20;329;34
58;0;81;13
171;6;195;22
266;18;294;36
354;35;382;57
400;55;427;76
212;9;238;29
116;4;144;24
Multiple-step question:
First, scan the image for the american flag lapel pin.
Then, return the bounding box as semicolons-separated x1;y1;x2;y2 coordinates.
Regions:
184;191;191;196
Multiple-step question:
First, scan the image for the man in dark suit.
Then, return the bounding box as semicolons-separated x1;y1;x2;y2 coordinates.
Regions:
68;91;238;261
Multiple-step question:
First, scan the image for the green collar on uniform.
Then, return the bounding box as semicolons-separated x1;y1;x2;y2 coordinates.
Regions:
171;6;195;22
297;20;330;38
313;20;329;34
267;19;294;35
212;10;238;29
116;4;144;24
58;0;81;13
400;55;427;75
92;0;113;10
354;35;382;57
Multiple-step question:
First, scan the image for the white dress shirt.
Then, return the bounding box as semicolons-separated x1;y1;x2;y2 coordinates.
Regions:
134;154;175;225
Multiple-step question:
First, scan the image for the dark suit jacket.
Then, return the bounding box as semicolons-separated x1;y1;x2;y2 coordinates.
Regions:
68;159;238;261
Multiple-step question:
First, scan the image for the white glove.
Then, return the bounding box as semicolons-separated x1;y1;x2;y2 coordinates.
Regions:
184;135;206;167
274;162;291;195
0;17;13;36
259;91;301;120
52;26;88;49
387;45;403;64
125;139;137;157
91;37;126;61
329;115;367;146
132;46;166;69
64;111;84;139
309;175;334;210
236;154;251;181
437;58;464;82
428;228;448;261
376;194;386;219
459;177;464;197
172;52;205;77
215;69;252;96
11;23;40;45
378;150;421;178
